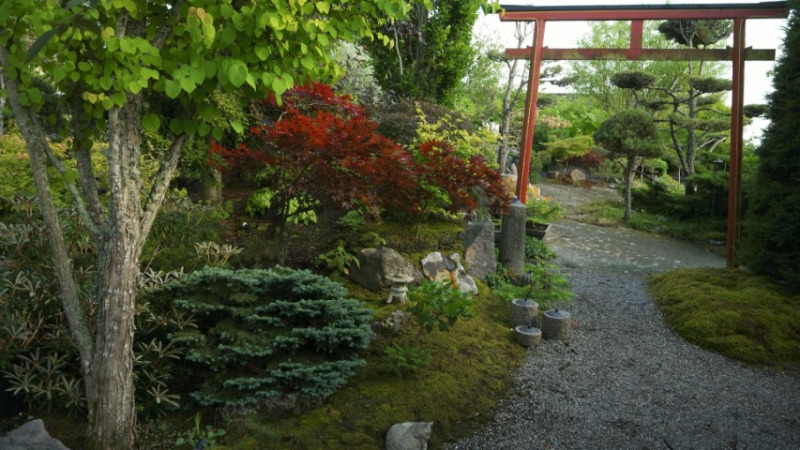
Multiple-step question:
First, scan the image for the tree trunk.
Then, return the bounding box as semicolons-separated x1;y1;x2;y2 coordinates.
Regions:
85;96;144;449
204;167;223;205
0;72;5;135
684;89;699;195
498;23;531;173
622;157;639;223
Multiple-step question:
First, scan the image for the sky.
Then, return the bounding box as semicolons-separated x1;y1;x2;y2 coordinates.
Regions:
475;0;789;141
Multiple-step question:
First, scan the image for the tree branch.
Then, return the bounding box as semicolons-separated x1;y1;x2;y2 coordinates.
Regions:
40;139;102;237
150;0;186;50
0;42;95;373
139;133;188;239
71;89;107;230
695;107;729;116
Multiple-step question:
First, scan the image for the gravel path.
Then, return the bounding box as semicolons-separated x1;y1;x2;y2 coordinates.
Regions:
445;184;800;450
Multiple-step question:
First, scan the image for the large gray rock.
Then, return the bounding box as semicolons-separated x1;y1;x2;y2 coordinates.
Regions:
420;251;451;283
386;421;433;450
0;419;71;450
566;167;587;183
449;253;478;294
349;247;423;292
420;252;478;294
462;220;496;281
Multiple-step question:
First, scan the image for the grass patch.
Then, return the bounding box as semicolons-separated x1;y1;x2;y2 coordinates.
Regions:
217;281;525;449
578;200;724;242
649;268;800;367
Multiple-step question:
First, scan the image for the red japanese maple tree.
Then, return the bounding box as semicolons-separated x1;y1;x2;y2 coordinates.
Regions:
212;83;509;224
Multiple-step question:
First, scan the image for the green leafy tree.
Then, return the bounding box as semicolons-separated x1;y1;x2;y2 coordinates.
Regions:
368;0;483;106
0;1;418;448
594;109;662;222
451;29;504;127
740;2;800;290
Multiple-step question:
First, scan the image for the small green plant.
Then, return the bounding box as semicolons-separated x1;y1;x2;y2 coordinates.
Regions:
525;263;574;310
526;198;563;224
407;279;476;343
525;236;556;262
175;413;226;449
359;231;387;248
315;240;360;275
194;241;243;268
382;342;432;377
337;209;366;232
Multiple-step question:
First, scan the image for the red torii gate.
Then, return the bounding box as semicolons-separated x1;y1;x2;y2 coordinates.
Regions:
497;1;788;267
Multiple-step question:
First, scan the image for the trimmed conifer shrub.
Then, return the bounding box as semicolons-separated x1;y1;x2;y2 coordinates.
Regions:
162;266;373;407
740;2;800;290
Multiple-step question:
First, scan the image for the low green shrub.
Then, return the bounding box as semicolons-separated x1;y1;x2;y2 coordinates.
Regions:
525;237;556;262
142;190;228;272
382;342;432;377
526;198;563;225
407;279;476;343
162;267;373;408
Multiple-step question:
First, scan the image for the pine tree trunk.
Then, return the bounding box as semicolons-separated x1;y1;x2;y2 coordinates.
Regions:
623;157;638;223
684;69;698;195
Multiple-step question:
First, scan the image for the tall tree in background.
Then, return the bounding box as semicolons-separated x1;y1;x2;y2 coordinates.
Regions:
496;21;532;173
0;1;416;448
656;20;732;194
594;109;662;222
451;29;503;127
368;0;483;106
740;2;800;290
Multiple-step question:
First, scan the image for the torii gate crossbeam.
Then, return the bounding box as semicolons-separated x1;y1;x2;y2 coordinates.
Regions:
497;1;788;267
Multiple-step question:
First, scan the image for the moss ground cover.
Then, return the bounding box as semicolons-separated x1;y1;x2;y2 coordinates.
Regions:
217;277;525;449
649;268;800;367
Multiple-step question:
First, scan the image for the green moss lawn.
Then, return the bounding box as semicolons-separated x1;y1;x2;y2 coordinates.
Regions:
650;268;800;368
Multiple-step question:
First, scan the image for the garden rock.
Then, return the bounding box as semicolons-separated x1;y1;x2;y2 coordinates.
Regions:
461;220;496;281
0;419;71;450
566;168;587;183
386;421;433;450
420;252;478;294
349;247;423;292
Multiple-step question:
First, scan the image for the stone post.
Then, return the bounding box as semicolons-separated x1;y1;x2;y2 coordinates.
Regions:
499;198;527;275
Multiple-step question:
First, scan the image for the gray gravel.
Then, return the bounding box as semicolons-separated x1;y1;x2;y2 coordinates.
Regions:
446;184;800;449
446;272;800;449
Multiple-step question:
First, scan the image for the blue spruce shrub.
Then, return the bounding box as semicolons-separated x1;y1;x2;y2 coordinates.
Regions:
163;266;372;408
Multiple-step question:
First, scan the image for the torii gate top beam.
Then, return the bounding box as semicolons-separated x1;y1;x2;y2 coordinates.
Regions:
499;2;788;21
494;1;788;268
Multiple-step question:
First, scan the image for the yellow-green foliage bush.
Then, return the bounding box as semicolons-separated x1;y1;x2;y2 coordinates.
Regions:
0;131;161;214
650;268;800;366
0;133;40;201
414;107;498;168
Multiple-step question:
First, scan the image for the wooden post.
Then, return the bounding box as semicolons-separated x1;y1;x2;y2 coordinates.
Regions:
516;19;546;204
727;18;746;267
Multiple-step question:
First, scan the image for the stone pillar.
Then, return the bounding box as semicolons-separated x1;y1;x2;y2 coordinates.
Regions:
499;198;527;275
